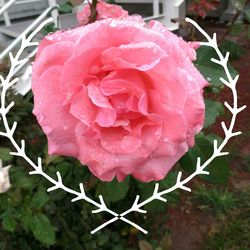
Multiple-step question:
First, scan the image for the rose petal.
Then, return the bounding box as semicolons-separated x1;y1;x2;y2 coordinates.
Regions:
33;41;75;83
132;143;188;182
101;42;167;71
87;82;117;127
32;66;79;157
100;128;141;154
70;86;96;126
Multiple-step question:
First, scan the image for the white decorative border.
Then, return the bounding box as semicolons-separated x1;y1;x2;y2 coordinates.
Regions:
0;17;246;235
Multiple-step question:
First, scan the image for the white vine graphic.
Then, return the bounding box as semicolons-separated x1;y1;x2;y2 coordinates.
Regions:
0;17;246;235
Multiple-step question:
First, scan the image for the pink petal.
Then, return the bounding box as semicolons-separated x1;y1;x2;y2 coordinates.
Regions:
33;41;75;84
61;47;104;94
101;42;167;71
69;86;96;126
132;143;188;182
32;66;78;157
87;82;117;127
100;128;141;154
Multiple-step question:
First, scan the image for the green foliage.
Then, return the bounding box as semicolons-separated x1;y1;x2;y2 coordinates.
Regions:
193;187;236;214
204;190;250;250
194;46;238;93
180;134;230;185
230;22;245;36
0;147;13;161
1;209;16;232
97;177;130;203
59;3;73;14
204;100;224;128
30;188;49;209
30;213;55;245
40;23;59;36
220;39;244;60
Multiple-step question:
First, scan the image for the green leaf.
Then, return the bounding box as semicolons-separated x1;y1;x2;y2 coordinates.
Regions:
14;176;34;190
205;133;224;145
245;8;250;22
59;3;73;13
30;213;55;245
138;182;167;212
0;147;13;161
40;24;58;35
220;39;244;60
180;136;229;185
204;100;224;128
97;234;109;246
2;209;16;232
30;188;49;209
101;177;130;203
20;209;32;231
195;46;238;89
230;23;245;36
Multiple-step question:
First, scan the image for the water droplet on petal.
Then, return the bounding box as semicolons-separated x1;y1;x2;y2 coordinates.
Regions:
110;20;117;27
43;126;52;134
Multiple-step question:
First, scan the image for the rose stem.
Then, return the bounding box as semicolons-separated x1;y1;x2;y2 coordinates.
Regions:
89;0;98;23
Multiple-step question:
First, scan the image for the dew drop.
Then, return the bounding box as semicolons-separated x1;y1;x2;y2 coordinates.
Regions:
44;126;52;134
110;21;117;27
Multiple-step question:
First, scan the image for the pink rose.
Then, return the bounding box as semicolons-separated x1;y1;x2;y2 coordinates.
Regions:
77;0;128;26
32;16;207;182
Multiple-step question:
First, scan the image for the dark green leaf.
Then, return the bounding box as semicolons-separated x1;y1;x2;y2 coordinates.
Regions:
97;234;109;246
55;162;70;177
220;39;243;60
101;177;130;203
205;133;224;145
138;182;167;212
14;176;34;190
195;46;238;89
230;23;245;35
40;24;58;35
0;147;13;161
59;3;73;13
30;188;49;208
2;209;16;232
180;136;229;184
20;209;32;231
204;100;224;128
30;213;55;245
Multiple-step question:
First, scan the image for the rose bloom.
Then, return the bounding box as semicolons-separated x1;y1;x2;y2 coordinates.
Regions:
77;0;128;26
0;160;11;193
188;0;220;18
32;15;207;182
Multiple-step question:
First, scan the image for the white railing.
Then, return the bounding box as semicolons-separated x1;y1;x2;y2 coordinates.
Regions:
116;0;185;30
0;5;58;61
